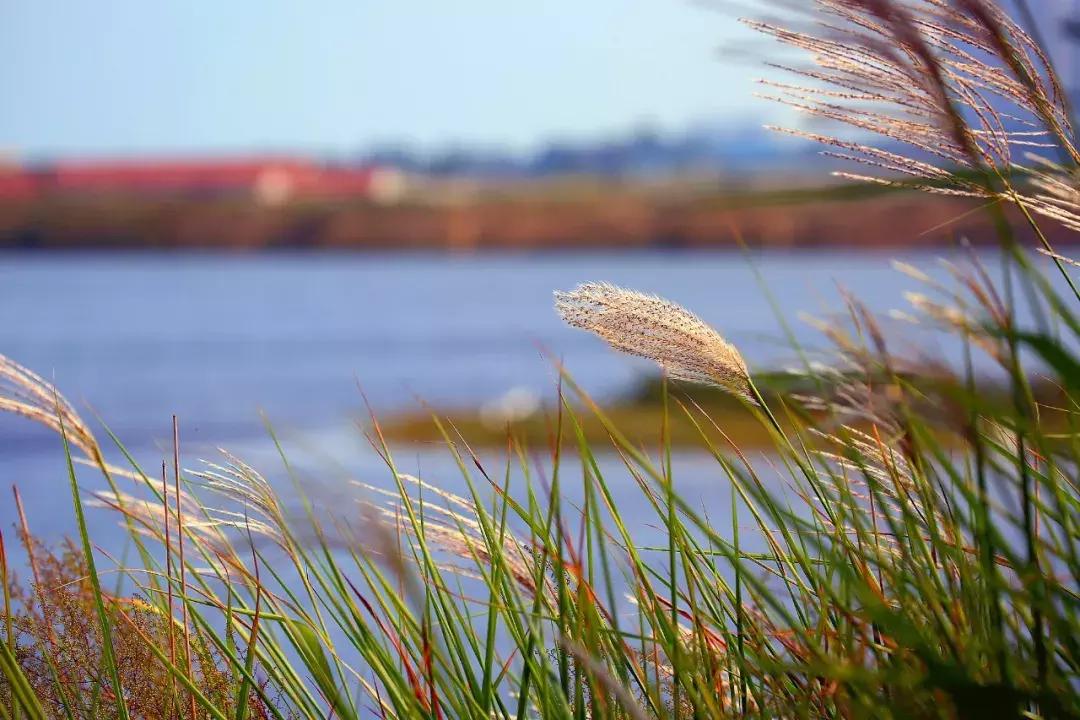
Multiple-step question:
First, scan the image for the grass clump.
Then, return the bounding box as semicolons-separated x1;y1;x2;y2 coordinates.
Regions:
2;1;1080;718
1;535;282;719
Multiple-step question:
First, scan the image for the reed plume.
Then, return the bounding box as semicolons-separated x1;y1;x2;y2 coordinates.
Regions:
1027;155;1080;231
355;474;547;597
748;0;1080;231
0;354;98;461
0;353;154;488
554;282;753;400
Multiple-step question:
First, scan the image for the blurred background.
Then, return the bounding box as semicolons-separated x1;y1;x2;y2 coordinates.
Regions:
1;1;1077;538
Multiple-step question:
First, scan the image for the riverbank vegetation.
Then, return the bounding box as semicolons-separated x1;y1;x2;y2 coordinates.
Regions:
2;0;1080;717
376;372;1075;450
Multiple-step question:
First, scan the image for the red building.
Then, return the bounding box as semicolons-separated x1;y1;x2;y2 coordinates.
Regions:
0;157;403;204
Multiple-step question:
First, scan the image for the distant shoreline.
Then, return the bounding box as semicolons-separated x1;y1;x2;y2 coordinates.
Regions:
3;182;1077;251
0;245;981;257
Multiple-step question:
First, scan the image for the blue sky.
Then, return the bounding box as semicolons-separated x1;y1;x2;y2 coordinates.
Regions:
0;1;785;158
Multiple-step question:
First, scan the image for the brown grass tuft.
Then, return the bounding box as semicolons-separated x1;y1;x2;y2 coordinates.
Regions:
1;535;282;719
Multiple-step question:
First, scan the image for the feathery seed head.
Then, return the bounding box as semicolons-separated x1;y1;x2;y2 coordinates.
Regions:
0;353;98;460
749;0;1080;231
554;282;752;400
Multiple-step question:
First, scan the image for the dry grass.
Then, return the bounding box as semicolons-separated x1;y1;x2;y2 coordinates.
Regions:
2;535;282;719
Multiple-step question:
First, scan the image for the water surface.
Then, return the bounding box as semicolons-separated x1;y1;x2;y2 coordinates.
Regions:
0;250;999;547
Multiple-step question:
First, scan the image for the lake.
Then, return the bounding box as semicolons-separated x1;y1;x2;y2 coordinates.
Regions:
0;249;1007;549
